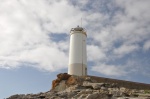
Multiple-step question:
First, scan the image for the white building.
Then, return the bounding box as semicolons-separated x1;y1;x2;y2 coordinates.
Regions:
68;26;87;76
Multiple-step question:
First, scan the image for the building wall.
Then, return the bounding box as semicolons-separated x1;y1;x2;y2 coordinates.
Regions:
68;30;87;76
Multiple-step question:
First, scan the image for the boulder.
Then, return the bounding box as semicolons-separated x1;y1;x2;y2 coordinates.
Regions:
7;94;25;99
86;93;109;99
54;80;67;91
66;76;77;85
52;73;71;89
85;77;97;83
67;91;77;98
57;73;71;80
83;81;105;89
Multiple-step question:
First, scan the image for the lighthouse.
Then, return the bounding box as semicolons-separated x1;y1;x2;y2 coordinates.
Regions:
68;26;87;76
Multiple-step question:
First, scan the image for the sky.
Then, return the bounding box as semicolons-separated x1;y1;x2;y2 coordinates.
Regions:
0;0;150;98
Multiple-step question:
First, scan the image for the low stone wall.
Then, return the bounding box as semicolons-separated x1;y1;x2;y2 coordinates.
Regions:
89;75;150;90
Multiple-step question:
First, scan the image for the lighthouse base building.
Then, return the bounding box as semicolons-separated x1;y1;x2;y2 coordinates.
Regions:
68;26;87;76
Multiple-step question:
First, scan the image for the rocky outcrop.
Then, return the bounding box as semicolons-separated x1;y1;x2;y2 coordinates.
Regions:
7;73;150;99
52;73;71;89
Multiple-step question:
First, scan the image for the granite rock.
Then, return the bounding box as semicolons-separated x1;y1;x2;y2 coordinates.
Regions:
7;73;150;99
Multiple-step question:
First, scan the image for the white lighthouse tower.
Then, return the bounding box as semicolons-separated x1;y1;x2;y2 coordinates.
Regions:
68;26;87;76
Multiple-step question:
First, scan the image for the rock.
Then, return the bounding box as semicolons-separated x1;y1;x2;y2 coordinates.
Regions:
101;86;107;90
67;92;77;98
57;91;67;98
54;80;67;91
52;73;71;90
92;84;101;89
78;94;87;98
7;94;25;99
85;89;93;93
85;77;91;81
52;79;60;89
110;83;118;88
64;85;76;92
110;90;122;97
82;81;93;89
92;83;105;90
57;73;71;80
120;87;126;93
86;93;109;99
78;89;93;94
138;93;150;97
66;76;77;85
7;73;150;99
37;95;45;98
72;92;82;99
83;81;105;89
50;96;61;99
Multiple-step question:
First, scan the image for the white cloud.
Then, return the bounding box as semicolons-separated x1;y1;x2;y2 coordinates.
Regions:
0;0;149;77
89;0;150;76
92;64;127;76
115;0;150;20
0;0;80;71
113;44;139;57
92;30;115;50
19;44;68;71
0;0;108;72
143;40;150;51
113;0;150;42
87;45;106;61
40;0;85;33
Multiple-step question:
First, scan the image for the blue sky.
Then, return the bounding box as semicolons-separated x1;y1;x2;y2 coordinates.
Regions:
0;0;150;98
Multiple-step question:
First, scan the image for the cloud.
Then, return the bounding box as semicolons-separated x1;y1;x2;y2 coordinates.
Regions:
143;40;150;51
87;45;106;61
113;44;139;57
19;44;68;71
91;56;150;77
92;64;127;76
0;0;150;78
88;0;150;76
0;0;107;71
0;0;80;71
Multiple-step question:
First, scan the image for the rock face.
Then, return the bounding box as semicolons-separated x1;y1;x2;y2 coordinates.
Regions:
7;73;150;99
52;73;71;89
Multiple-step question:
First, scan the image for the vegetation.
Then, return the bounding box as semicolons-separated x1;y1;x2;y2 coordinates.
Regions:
144;90;150;94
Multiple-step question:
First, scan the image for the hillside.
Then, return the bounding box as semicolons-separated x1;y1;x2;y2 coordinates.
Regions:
7;73;150;99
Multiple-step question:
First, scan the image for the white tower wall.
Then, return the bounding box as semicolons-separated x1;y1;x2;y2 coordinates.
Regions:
68;26;87;76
